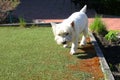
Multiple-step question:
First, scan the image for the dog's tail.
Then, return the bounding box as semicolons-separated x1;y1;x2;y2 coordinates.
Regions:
80;5;87;13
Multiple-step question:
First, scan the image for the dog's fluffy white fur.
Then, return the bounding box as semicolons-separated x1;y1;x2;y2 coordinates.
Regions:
51;5;88;55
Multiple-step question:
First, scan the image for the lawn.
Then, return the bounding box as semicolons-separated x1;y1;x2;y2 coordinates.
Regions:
0;27;102;80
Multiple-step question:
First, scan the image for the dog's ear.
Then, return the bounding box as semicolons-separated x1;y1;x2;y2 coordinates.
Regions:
70;21;75;30
51;22;56;36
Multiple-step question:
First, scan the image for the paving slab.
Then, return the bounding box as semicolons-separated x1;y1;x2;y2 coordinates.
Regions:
36;18;120;31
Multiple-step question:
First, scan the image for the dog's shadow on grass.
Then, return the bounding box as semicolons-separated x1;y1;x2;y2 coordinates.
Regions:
74;44;97;59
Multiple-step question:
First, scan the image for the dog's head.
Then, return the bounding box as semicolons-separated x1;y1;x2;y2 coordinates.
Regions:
51;22;74;45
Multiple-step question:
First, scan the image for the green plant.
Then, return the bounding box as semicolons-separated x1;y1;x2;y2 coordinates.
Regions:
90;15;108;36
19;17;26;27
105;31;118;42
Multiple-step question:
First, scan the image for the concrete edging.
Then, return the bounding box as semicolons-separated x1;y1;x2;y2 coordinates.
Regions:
89;31;115;80
0;23;51;27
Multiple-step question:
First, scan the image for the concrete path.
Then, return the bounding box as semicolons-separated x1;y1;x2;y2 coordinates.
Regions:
39;18;120;31
89;18;120;31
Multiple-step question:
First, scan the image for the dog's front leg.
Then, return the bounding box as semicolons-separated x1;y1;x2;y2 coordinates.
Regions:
70;37;78;55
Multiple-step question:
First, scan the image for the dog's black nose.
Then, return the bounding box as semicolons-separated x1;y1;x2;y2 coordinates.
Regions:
62;41;67;44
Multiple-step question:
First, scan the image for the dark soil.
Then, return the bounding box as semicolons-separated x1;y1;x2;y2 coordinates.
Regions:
94;33;120;80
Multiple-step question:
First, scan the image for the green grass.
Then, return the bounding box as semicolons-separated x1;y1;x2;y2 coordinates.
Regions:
19;17;26;27
0;27;93;80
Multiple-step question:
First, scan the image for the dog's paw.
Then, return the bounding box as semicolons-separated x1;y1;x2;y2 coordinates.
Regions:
70;50;76;55
63;44;69;48
80;42;86;46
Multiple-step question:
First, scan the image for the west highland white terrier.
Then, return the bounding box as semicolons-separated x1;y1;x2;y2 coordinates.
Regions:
51;5;88;55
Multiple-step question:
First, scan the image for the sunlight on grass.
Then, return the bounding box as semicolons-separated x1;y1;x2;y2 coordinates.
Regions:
0;27;92;80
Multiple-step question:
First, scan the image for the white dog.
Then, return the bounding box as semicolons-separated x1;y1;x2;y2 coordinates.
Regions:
51;5;88;55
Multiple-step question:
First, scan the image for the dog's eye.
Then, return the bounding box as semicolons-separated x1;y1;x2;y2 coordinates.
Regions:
58;34;61;36
65;33;69;36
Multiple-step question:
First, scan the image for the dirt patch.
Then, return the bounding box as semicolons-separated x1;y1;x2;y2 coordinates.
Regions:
68;38;104;80
68;57;104;80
